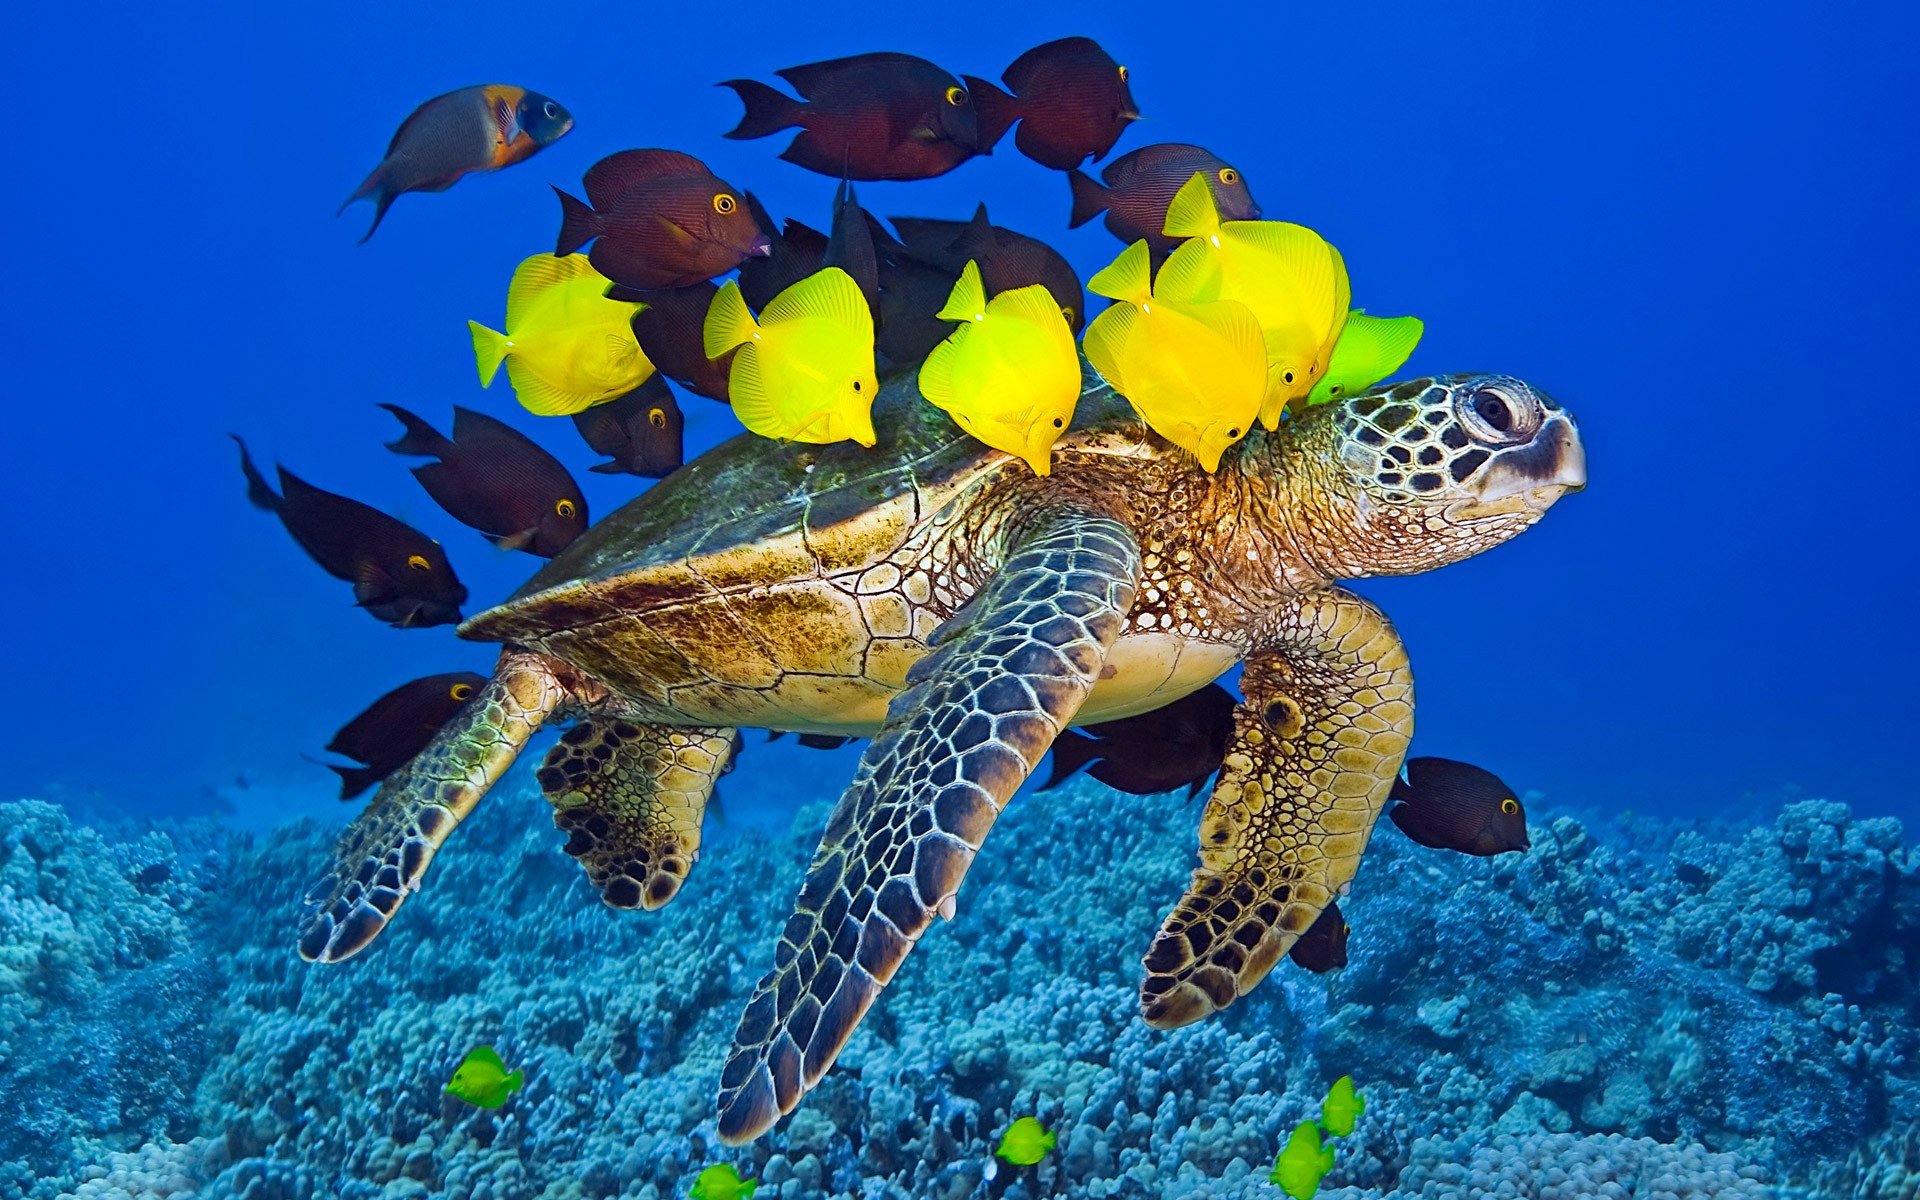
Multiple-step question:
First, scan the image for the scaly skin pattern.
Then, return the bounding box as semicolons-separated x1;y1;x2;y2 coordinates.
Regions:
537;720;737;911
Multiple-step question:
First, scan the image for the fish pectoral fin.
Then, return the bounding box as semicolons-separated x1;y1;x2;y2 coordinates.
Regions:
494;528;539;553
653;213;698;246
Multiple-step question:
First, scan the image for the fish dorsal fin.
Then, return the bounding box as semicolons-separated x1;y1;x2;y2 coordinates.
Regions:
1081;302;1143;392
582;148;710;208
507;254;600;328
762;267;872;337
1329;243;1353;336
1088;240;1154;304
1350;312;1425;372
1235;221;1340;312
1161;172;1222;242
989;281;1071;334
1203;297;1269;379
1153;238;1223;305
937;261;988;322
469;1045;507;1072
702;280;760;358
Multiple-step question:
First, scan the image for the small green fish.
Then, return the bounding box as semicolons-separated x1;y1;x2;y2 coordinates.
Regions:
1320;1075;1366;1137
1269;1120;1335;1199
995;1116;1056;1166
689;1163;758;1200
444;1045;522;1109
1303;311;1424;407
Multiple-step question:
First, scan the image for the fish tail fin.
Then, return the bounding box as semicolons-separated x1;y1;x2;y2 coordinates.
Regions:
720;79;802;140
964;75;1019;151
469;321;510;387
337;164;383;217
552;187;602;256
1087;240;1154;304
936;260;988;322
355;189;399;244
378;404;454;458
328;762;385;801
1161;172;1222;241
231;435;280;512
1042;729;1099;790
702;280;759;359
1067;169;1108;228
505;1069;524;1093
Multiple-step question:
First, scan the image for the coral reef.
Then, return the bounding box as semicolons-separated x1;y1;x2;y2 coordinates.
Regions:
2;775;1913;1199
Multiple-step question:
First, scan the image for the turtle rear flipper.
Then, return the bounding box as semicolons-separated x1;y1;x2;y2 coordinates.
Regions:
715;509;1140;1145
538;720;737;910
299;651;573;963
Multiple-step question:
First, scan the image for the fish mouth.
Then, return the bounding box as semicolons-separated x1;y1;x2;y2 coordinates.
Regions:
743;234;773;258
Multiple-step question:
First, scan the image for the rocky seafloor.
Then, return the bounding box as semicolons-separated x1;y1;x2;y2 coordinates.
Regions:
2;767;1916;1200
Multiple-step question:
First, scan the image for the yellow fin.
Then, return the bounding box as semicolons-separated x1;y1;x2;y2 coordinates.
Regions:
1081;303;1143;392
702;280;758;359
1211;298;1270;382
469;321;509;387
1238;222;1339;311
762;267;873;338
507;253;600;328
726;344;785;438
1161;172;1221;241
1154;239;1222;305
1088;241;1154;304
937;260;988;323
988;282;1072;333
1329;243;1352;332
504;357;596;416
918;332;962;412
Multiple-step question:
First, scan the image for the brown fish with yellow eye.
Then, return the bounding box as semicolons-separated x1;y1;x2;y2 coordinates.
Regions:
572;377;684;478
1067;143;1259;252
891;203;1085;330
323;672;489;799
1042;683;1237;797
1287;901;1349;973
555;149;771;291
340;85;573;243
965;37;1139;170
611;281;735;404
233;437;466;628
1389;757;1532;856
722;52;985;181
380;405;587;558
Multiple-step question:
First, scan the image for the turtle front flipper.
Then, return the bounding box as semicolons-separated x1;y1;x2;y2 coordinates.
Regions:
538;720;737;910
298;650;574;963
1140;591;1412;1028
714;510;1141;1145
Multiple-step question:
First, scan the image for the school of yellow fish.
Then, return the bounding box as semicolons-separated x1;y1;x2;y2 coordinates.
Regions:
472;171;1423;475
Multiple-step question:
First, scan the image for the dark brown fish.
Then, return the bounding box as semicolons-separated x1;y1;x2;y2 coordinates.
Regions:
554;149;771;291
737;193;830;311
233;437;466;628
767;730;855;750
965;37;1138;170
381;405;587;558
1042;683;1237;796
824;180;882;311
610;281;736;403
874;247;962;366
722;52;985;181
324;672;488;799
1287;901;1350;973
571;377;684;478
340;85;572;242
891;203;1086;329
1067;143;1260;251
1389;757;1532;856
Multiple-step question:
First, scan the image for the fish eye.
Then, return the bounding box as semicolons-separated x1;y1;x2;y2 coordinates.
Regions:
1118;65;1130;82
945;85;967;106
852;379;862;392
543;101;558;119
1282;370;1296;385
712;193;738;215
555;498;577;519
1330;384;1345;397
647;407;667;429
1219;167;1240;185
450;682;474;701
1059;305;1075;323
1227;427;1241;439
406;554;430;571
1052;417;1065;428
1501;797;1520;814
1341;924;1351;937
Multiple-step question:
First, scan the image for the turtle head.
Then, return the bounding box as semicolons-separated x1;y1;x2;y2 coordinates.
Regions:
1299;374;1586;576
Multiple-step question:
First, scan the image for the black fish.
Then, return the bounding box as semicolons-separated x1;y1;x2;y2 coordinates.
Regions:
874;247;964;366
571;377;684;478
965;37;1139;170
1067;143;1260;251
1389;757;1531;856
891;203;1086;329
340;85;572;242
381;405;587;558
1288;901;1349;973
555;149;771;291
825;180;882;311
324;672;488;799
767;730;855;750
737;192;831;311
612;281;735;403
723;52;985;181
1042;683;1237;796
233;436;466;628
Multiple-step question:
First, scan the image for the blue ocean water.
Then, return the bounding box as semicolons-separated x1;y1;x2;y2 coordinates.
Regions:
4;3;1917;1198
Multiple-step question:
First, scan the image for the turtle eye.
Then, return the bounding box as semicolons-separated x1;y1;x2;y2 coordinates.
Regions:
406;554;430;571
1218;167;1240;185
945;85;967;106
450;682;474;701
1456;381;1538;444
555;498;577;519
712;193;737;215
1118;65;1129;82
647;407;667;429
1501;798;1520;815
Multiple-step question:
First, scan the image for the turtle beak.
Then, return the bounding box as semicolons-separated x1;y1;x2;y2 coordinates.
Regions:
1450;416;1586;520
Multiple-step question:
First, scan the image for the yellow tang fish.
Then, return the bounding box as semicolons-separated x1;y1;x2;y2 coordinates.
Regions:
1081;240;1266;473
444;1045;522;1109
1304;312;1424;408
1269;1120;1335;1199
1158;173;1350;429
995;1116;1056;1166
703;267;879;446
469;254;653;417
919;261;1082;475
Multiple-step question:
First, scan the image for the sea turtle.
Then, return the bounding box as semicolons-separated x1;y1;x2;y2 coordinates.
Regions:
298;362;1585;1144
